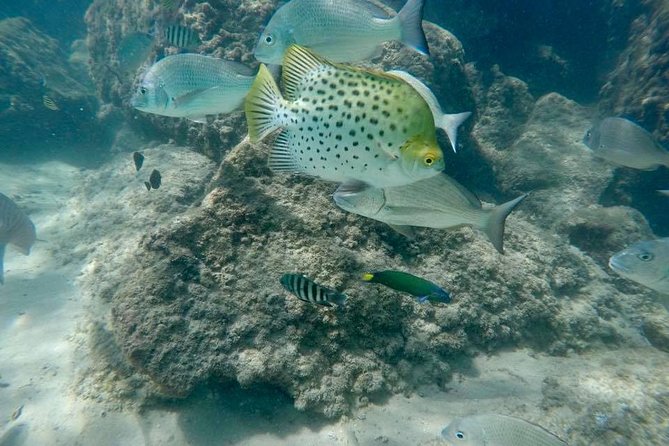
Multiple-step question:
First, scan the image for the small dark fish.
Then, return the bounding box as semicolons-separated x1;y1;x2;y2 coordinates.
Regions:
133;152;144;171
164;25;201;49
10;405;23;421
144;181;152;191
280;273;346;307
149;169;162;189
362;270;450;303
0;193;36;285
42;95;59;111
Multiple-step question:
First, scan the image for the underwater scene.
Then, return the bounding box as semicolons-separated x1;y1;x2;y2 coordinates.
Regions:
1;0;669;444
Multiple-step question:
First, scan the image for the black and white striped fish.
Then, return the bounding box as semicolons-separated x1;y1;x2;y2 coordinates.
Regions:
0;193;36;284
163;25;201;49
280;274;346;307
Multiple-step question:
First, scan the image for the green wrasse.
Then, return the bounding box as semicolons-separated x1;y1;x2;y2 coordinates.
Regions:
245;45;444;188
362;270;450;304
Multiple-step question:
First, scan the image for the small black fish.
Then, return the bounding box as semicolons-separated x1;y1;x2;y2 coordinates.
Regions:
144;181;151;191
149;169;162;189
164;25;201;49
42;95;59;111
280;273;346;307
133;151;144;171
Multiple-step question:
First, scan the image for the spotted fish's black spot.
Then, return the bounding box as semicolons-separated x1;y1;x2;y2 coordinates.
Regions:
349;130;356;136
336;121;343;127
390;123;397;131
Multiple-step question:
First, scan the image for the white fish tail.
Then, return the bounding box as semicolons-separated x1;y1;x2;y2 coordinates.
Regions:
482;194;527;254
438;111;472;153
397;0;429;55
244;64;286;142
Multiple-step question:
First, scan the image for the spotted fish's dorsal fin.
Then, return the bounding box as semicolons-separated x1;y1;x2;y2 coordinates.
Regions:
282;45;332;101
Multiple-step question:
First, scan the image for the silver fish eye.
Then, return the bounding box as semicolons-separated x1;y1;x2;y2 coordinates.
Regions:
139;87;147;95
264;34;274;45
638;252;654;261
455;431;465;439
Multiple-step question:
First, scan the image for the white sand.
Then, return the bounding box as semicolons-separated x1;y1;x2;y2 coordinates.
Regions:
1;148;668;445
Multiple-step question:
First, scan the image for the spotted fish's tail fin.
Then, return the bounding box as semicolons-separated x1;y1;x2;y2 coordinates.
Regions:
438;111;472;154
244;63;285;142
0;244;5;285
483;193;528;254
397;0;429;56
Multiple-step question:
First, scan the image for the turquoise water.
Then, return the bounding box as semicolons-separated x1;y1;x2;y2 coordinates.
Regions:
1;1;668;445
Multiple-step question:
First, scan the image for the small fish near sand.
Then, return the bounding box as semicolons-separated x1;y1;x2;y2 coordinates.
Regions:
131;54;255;123
441;414;568;445
163;25;201;49
0;193;36;285
583;117;669;170
255;0;429;65
145;169;162;191
133;151;144;171
333;174;526;253
245;45;445;188
42;95;59;111
387;70;471;153
280;273;347;307
361;270;450;304
609;238;669;295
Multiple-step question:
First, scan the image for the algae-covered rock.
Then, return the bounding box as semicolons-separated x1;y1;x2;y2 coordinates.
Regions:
0;17;100;158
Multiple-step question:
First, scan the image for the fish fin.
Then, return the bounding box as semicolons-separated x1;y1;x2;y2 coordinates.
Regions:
397;0;429;56
187;116;208;123
244;64;285;142
282;45;331;101
387;223;417;239
373;141;399;161
438;111;472;154
483;193;528;254
144;181;152;191
268;130;300;172
328;291;347;307
417;295;429;303
172;88;209;108
335;180;371;196
0;244;4;285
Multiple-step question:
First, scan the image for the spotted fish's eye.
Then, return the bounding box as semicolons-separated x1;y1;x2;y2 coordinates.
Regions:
455;431;465;440
423;154;437;166
264;34;274;45
638;252;654;261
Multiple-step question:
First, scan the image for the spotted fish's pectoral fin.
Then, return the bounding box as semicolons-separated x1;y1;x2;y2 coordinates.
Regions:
268;130;300;172
373;141;399;162
0;244;5;285
387;223;417;239
282;45;332;101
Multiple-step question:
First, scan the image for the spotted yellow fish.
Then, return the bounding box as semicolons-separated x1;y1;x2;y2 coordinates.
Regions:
244;45;444;188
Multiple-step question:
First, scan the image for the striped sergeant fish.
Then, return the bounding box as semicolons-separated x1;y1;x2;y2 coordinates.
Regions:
164;25;201;49
280;274;347;307
0;193;36;284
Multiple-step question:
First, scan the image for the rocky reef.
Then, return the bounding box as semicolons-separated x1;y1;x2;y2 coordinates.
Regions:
76;0;669;442
0;17;102;163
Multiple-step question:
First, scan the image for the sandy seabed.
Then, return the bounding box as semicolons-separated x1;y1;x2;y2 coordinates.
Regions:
1;147;668;446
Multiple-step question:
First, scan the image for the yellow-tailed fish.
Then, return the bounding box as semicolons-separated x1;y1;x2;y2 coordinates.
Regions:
441;414;568;446
42;95;59;111
333;173;526;253
244;45;444;188
387;70;471;153
255;0;429;65
131;54;255;123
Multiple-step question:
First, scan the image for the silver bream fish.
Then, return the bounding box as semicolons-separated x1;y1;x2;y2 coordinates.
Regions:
0;193;36;284
131;54;255;123
441;414;568;446
609;238;669;295
255;0;429;65
245;45;445;188
387;70;471;153
117;32;154;75
333;174;526;253
583;117;669;170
